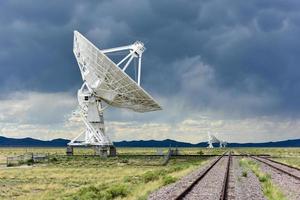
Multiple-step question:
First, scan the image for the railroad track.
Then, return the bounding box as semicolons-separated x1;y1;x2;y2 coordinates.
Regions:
173;152;232;200
219;151;232;200
251;156;300;180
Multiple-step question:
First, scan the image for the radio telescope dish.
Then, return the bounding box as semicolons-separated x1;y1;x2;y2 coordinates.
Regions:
207;132;227;148
73;31;161;113
67;31;162;156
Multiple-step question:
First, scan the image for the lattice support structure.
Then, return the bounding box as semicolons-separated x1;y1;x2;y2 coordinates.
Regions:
68;83;114;156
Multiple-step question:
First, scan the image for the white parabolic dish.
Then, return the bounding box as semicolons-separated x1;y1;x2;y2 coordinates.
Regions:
73;31;162;113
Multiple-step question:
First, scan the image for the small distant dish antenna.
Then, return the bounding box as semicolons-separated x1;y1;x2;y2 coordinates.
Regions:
207;132;227;148
207;132;214;148
67;31;162;156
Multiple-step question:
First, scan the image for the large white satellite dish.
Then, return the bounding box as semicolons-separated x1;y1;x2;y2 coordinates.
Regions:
67;31;162;156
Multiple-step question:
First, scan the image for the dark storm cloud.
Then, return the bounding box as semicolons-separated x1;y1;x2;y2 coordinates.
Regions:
1;0;300;118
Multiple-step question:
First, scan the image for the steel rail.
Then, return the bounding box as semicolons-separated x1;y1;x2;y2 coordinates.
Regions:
219;152;232;200
174;152;229;200
251;156;300;180
261;156;300;171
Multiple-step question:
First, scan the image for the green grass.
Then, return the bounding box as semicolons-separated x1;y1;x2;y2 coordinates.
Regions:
62;156;209;200
162;175;178;185
70;184;129;200
241;170;247;177
0;147;211;200
239;158;286;200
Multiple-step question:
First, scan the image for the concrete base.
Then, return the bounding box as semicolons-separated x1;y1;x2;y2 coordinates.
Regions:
66;146;73;156
94;146;113;157
169;148;180;156
66;145;116;157
94;146;117;157
109;146;117;157
99;148;108;157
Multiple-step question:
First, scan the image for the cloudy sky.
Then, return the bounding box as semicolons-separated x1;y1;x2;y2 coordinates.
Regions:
1;0;300;143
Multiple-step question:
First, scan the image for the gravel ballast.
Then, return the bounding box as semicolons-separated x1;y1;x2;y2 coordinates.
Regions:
255;157;300;178
148;157;218;200
254;158;300;200
233;157;266;200
182;156;228;200
148;155;299;200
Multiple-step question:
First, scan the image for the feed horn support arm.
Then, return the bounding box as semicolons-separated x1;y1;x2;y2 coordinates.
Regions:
101;41;145;86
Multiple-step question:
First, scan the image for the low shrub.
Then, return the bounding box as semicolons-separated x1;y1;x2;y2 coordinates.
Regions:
7;163;15;167
170;165;184;172
158;169;168;176
73;183;129;200
162;175;178;186
142;171;159;183
106;184;129;198
197;150;204;155
50;157;58;162
75;185;100;199
26;158;34;165
120;159;129;163
259;174;268;182
123;175;141;184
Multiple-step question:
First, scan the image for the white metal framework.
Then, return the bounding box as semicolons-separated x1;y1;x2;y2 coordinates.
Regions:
101;41;144;86
68;31;161;152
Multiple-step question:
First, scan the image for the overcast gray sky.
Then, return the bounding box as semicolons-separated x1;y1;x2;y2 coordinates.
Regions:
1;0;300;143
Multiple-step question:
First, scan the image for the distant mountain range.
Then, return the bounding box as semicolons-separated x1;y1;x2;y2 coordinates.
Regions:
0;136;68;147
114;139;300;147
0;136;299;147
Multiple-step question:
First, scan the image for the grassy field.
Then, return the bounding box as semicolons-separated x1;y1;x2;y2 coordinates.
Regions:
0;147;299;199
0;147;220;200
234;147;300;157
234;148;300;168
272;157;300;168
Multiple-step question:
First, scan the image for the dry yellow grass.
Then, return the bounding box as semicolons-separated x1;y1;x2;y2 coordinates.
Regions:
0;147;211;200
236;148;300;157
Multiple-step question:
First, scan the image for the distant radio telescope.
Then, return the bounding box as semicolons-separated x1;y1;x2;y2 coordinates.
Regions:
207;132;227;148
67;31;162;156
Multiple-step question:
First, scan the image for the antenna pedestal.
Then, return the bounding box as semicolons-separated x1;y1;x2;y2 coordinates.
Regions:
207;142;214;148
67;83;116;157
66;146;74;156
93;146;116;157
